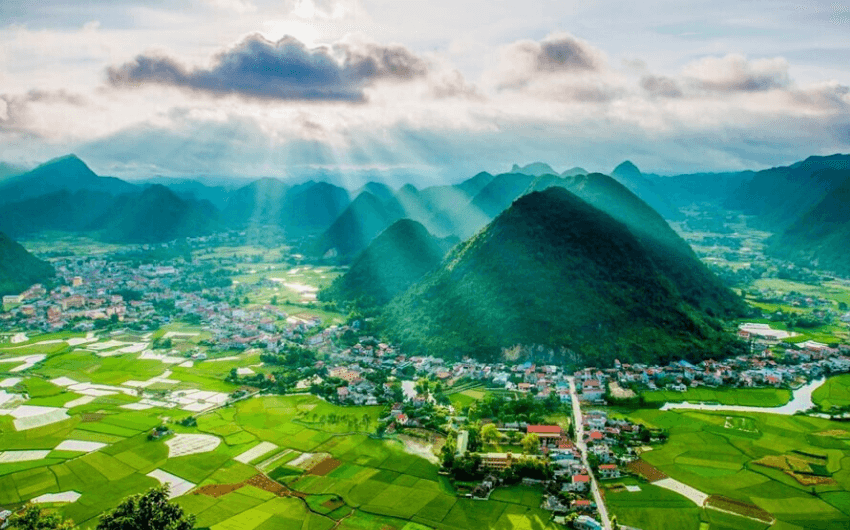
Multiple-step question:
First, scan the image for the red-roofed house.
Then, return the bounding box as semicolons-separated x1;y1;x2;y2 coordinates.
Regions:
598;464;620;479
527;425;563;448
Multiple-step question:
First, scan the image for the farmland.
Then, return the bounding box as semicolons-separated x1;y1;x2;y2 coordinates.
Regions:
619;407;850;529
0;333;559;530
641;387;791;407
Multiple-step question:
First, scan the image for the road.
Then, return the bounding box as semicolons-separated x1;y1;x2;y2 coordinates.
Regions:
568;376;612;530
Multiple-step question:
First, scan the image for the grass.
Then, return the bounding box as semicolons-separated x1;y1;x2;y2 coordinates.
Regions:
812;374;850;410
641;387;791;407
605;477;703;530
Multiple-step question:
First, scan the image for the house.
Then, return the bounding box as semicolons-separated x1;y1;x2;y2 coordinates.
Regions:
562;474;590;493
527;425;563;448
574;515;603;530
598;464;620;479
479;452;515;470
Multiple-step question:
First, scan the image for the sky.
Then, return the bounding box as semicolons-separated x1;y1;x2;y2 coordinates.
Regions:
0;0;848;182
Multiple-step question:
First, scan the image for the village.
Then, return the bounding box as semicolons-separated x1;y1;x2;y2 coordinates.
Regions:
3;241;850;530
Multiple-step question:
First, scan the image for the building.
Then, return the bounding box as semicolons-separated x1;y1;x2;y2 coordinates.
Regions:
527;425;563;448
479;452;516;471
598;464;620;479
574;515;603;530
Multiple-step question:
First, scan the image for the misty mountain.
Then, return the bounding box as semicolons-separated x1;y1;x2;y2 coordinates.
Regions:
726;154;850;231
455;171;495;197
561;167;588;177
313;191;404;260
320;219;457;307
382;188;742;364
769;176;850;276
0;232;54;296
610;161;683;221
510;162;558;177
95;185;222;244
0;154;137;204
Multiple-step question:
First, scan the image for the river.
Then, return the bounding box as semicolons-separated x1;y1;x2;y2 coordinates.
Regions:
659;377;826;415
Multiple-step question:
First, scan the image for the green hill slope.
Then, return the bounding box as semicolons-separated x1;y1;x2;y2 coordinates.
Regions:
382;188;743;365
321;219;457;307
0;233;54;296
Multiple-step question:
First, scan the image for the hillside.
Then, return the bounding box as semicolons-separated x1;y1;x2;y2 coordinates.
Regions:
96;185;221;243
382;188;743;364
321;219;456;307
610;161;682;220
769;176;850;275
528;172;745;317
0;232;54;296
0;154;136;204
726;154;850;230
313;192;403;260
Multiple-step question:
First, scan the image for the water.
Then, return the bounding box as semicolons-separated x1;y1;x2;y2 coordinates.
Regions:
659;377;826;415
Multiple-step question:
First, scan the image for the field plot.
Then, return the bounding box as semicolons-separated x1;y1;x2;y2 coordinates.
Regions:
813;374;850;410
642;387;791;407
147;469;196;498
629;407;850;529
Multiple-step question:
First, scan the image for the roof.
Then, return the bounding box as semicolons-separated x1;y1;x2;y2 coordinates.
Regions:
599;464;617;469
527;425;562;434
572;474;590;482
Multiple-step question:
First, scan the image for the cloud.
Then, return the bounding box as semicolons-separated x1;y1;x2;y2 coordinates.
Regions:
429;69;483;100
683;54;790;92
201;0;256;13
0;89;88;132
107;34;428;102
640;75;683;98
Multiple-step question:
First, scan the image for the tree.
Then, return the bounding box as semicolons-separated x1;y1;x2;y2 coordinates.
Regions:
97;485;195;530
7;505;73;530
481;423;500;444
521;432;540;454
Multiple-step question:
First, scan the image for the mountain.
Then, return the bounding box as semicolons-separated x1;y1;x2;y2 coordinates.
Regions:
0;232;54;296
357;182;397;204
527;172;744;318
0;155;136;204
222;178;290;228
611;161;682;220
313;192;403;260
279;181;352;236
0;190;116;237
470;173;536;219
510;162;558;177
769;176;850;275
383;188;742;364
561;167;588;177
321;219;457;307
456;171;495;197
96;185;221;243
0;162;27;181
726;154;850;231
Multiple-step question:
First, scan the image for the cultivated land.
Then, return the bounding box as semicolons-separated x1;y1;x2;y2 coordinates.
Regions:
0;334;557;530
612;407;850;530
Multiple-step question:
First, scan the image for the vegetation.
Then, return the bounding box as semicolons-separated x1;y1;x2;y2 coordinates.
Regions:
96;486;194;530
7;505;74;530
383;188;746;364
0;231;54;296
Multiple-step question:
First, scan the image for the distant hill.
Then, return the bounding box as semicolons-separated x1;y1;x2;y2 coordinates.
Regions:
769;176;850;275
470;173;536;219
0;190;116;237
0;162;28;181
561;167;588;177
382;188;743;364
611;161;682;220
456;172;495;197
510;162;558;177
726;154;850;231
222;178;291;228
313;192;403;260
321;219;457;307
0;154;136;204
96;185;221;243
0;232;53;296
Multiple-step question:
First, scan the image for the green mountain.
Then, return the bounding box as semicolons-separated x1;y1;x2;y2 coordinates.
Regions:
382;188;743;364
97;185;221;243
726;154;850;230
561;167;588;177
0;190;116;237
611;161;682;220
527;172;744;317
456;171;495;197
321;219;457;307
0;154;136;204
313;192;403;260
470;172;536;219
510;162;558;177
222;178;291;228
769;176;850;275
0;232;54;296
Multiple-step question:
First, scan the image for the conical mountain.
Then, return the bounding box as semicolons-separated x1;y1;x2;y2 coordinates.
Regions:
321;219;457;307
0;154;136;204
313;192;403;260
0;232;54;296
610;160;682;220
510;162;558;177
382;187;743;364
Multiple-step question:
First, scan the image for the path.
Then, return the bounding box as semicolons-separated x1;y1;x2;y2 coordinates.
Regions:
568;376;612;530
653;478;708;506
